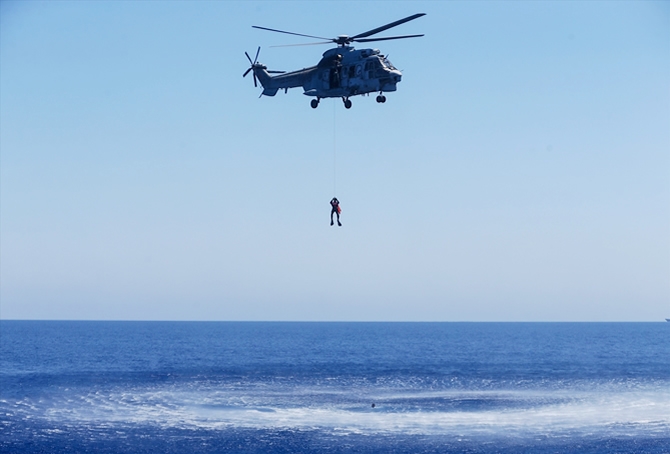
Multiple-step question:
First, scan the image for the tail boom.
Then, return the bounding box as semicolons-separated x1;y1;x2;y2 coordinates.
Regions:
253;66;316;97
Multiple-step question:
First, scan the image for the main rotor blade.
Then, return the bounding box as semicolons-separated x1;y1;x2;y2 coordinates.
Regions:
354;34;424;43
351;13;425;40
253;73;258;87
243;67;253;77
270;41;333;48
245;51;253;65
252;25;331;41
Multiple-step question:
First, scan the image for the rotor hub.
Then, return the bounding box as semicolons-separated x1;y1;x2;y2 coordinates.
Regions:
335;35;351;46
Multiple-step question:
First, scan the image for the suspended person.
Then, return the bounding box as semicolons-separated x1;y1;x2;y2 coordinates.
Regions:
330;197;341;226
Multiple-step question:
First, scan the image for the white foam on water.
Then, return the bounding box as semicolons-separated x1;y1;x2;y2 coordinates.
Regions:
20;384;669;438
198;392;669;437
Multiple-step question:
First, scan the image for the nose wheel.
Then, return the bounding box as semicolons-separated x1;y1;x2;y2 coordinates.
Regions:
311;98;320;109
376;94;387;103
342;97;352;109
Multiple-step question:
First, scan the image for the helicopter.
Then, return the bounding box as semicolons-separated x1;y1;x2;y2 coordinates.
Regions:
243;13;425;109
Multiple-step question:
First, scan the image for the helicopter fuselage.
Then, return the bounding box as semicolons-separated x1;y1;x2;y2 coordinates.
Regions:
253;47;402;107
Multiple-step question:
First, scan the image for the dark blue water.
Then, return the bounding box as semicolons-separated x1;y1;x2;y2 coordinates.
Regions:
1;322;668;453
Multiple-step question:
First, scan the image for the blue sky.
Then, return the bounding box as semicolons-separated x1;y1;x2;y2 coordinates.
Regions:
1;1;668;321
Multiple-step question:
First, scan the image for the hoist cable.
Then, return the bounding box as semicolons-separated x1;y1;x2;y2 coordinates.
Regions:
332;99;337;196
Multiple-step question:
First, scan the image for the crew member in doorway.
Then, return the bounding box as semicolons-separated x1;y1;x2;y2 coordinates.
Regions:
330;197;341;226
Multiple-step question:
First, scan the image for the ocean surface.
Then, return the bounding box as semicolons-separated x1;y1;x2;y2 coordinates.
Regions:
0;321;668;453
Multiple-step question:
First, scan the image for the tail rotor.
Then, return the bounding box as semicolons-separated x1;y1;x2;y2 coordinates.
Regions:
243;47;285;89
243;47;261;87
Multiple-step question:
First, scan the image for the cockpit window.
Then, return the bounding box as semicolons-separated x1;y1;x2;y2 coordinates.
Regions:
382;57;396;70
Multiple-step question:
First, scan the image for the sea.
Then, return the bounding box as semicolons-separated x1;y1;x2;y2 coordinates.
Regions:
0;321;668;453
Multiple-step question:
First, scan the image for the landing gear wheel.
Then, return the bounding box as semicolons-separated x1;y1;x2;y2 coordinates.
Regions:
343;98;352;109
310;99;319;109
381;95;386;103
376;95;383;103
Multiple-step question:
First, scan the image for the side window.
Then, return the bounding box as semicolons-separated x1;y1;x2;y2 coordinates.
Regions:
348;66;355;78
